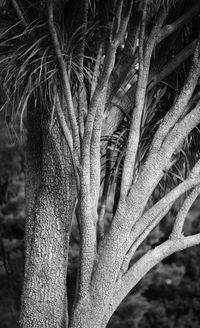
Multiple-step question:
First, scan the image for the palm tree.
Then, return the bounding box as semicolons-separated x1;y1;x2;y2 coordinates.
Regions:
1;1;200;327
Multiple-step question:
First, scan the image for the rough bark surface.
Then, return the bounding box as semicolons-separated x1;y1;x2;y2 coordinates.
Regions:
20;114;76;328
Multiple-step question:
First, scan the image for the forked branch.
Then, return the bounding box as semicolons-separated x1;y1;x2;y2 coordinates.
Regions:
48;0;80;162
122;173;200;274
106;233;200;325
120;8;166;198
81;0;133;194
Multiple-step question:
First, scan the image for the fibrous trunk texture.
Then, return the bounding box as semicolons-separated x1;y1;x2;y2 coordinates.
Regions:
20;108;76;328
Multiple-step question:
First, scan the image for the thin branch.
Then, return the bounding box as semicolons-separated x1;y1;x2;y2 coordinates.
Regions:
78;41;119;297
158;2;200;43
124;101;200;246
120;1;148;198
81;0;133;197
113;0;134;47
152;37;200;151
47;1;80;162
160;99;200;156
11;0;28;27
120;8;166;198
122;172;200;274
125;158;200;259
97;146;112;244
112;0;124;40
138;0;147;66
148;39;197;91
77;0;89;139
55;91;80;190
91;43;103;99
104;5;200;140
170;185;200;239
109;32;194;120
77;0;89;83
127;99;200;216
56;95;73;154
87;0;133;214
106;16;139;107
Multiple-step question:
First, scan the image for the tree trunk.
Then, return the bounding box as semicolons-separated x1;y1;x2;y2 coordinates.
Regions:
69;295;106;328
20;110;76;328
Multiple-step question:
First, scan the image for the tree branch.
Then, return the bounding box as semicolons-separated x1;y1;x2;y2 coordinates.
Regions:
91;43;103;99
81;0;133;203
120;8;166;198
122;168;200;274
106;19;139;106
11;0;28;27
55;91;80;191
126;98;200;223
77;0;89;139
48;0;80;162
160;99;200;156
56;94;73;155
78;30;124;297
105;234;200;325
148;39;197;91
170;185;200;239
113;0;134;47
103;7;200;140
151;38;200;151
158;2;200;43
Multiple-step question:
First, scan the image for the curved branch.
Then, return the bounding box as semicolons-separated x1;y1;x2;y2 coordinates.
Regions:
170;185;200;239
122;174;200;274
105;234;200;325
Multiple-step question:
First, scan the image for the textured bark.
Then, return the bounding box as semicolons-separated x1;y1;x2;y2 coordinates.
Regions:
24;106;42;264
69;295;106;328
20;113;76;328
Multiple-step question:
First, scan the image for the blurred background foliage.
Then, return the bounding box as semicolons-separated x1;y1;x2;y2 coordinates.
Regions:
0;112;200;328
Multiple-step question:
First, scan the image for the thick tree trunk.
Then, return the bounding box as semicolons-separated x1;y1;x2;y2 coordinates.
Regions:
20;110;76;328
69;295;106;328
